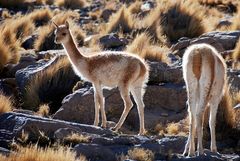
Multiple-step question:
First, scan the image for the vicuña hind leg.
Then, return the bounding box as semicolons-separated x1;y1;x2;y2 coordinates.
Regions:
93;85;100;126
112;85;133;132
131;86;146;135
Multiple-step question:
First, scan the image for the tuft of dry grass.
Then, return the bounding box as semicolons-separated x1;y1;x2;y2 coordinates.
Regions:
63;133;90;145
232;38;240;69
126;32;170;63
126;148;154;161
23;56;78;113
0;93;13;114
0;38;11;69
105;5;135;34
142;0;205;42
37;104;50;117
29;8;53;27
128;1;142;15
55;0;86;9
0;145;87;161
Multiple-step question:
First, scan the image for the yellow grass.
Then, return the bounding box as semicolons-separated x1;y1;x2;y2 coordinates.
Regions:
232;39;240;69
142;0;205;42
105;5;135;34
128;1;142;15
126;32;170;63
0;93;13;114
0;38;11;69
127;148;154;161
29;8;53;27
37;104;50;117
0;145;87;161
63;133;90;145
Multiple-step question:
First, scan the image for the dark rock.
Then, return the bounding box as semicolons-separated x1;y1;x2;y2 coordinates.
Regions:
0;78;17;97
227;69;240;92
171;31;240;57
148;61;184;84
21;35;38;50
216;19;232;29
74;144;116;161
0;112;113;148
99;33;128;49
53;84;187;132
171;149;240;161
101;9;115;21
0;147;10;156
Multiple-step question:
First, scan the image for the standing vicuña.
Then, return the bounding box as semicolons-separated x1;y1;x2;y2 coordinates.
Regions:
182;44;226;156
53;21;149;135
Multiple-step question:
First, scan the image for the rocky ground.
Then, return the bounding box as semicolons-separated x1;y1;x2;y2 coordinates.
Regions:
0;0;240;161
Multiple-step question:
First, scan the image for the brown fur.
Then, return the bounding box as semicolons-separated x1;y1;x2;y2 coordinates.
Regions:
192;51;202;80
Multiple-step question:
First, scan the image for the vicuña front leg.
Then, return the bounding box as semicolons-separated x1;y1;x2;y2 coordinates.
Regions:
112;86;133;132
93;85;100;126
94;84;107;128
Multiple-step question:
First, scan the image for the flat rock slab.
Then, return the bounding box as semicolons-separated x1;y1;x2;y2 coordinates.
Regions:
0;112;114;148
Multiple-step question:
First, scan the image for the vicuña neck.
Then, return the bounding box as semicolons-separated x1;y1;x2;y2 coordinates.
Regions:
62;32;84;63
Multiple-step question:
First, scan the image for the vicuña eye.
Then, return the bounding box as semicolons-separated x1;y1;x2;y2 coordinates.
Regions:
62;33;66;36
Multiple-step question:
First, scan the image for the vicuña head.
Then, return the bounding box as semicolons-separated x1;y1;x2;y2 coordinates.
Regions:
53;21;71;44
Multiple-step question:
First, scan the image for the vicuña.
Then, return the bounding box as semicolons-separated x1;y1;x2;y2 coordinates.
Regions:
53;21;149;135
182;43;226;156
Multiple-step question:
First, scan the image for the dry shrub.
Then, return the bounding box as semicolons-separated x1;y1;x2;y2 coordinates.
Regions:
37;104;50;117
126;33;169;63
0;145;87;161
231;11;240;30
105;6;135;34
0;93;13;114
142;0;205;42
9;16;35;40
0;38;11;69
128;1;142;15
166;123;180;135
56;0;86;9
23;57;78;113
29;8;53;27
63;133;90;145
232;38;240;69
127;148;154;161
35;11;80;51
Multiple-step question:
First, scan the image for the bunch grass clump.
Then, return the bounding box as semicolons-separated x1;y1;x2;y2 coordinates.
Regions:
0;145;87;161
126;32;169;63
0;93;13;114
105;5;135;34
142;0;206;42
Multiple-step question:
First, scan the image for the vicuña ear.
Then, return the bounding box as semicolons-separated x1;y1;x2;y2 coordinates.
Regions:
65;20;69;29
52;21;58;29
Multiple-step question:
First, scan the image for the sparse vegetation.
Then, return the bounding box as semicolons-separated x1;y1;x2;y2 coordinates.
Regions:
37;104;50;117
105;6;135;34
0;145;87;161
0;93;13;114
123;148;155;161
23;57;77;113
63;133;90;145
126;32;169;63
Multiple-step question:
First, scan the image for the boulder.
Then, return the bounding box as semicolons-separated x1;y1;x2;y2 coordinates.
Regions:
0;147;10;156
171;31;240;57
227;69;240;92
148;61;184;84
53;83;187;131
0;78;18;97
99;33;128;49
21;35;38;50
101;9;115;21
0;112;113;149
